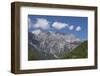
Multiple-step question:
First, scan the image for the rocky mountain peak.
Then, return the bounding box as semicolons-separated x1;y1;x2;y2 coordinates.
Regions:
29;30;81;59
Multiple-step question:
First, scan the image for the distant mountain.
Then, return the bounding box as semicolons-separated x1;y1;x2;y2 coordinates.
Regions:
63;40;88;59
28;29;81;60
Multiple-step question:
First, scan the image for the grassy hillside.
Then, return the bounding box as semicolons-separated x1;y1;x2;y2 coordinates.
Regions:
63;41;88;59
28;46;39;60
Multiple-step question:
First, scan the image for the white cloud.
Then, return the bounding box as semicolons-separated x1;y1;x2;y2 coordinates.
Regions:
34;18;50;29
52;22;68;30
32;29;41;35
69;25;74;30
76;26;81;31
28;18;32;29
65;34;80;42
29;17;82;32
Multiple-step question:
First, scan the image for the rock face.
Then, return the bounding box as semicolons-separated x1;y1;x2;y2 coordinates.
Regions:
28;29;81;60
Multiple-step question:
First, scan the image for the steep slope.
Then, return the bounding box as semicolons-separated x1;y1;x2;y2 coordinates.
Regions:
63;41;88;59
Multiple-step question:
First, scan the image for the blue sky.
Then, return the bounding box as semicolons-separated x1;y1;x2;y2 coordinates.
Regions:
28;15;88;40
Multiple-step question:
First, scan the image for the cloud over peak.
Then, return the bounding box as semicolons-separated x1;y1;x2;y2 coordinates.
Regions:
69;25;74;30
76;26;81;31
52;22;68;30
34;18;50;29
32;29;41;35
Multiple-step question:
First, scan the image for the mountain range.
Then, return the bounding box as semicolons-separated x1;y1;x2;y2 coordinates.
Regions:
28;29;82;60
